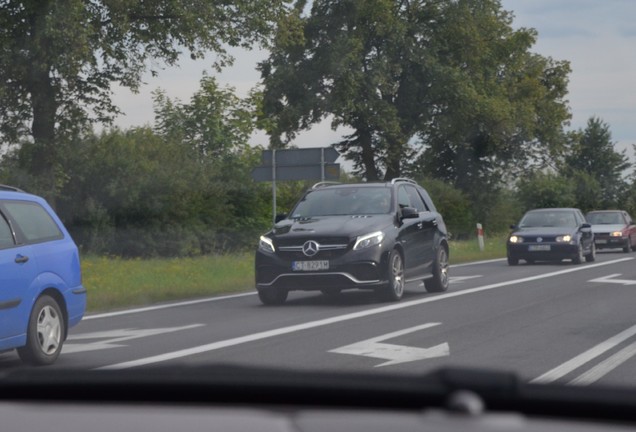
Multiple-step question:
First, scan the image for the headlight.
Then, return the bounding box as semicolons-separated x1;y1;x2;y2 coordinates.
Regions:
556;235;572;242
509;235;523;243
353;231;385;250
610;231;623;237
259;236;275;253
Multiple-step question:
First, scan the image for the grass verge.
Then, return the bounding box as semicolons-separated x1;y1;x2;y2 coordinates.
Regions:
82;253;254;313
82;235;508;312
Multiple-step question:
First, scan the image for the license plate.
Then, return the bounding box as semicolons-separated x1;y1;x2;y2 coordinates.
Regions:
528;245;551;252
596;239;607;244
292;260;329;271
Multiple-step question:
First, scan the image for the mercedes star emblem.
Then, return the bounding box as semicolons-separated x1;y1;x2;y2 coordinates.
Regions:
302;240;319;257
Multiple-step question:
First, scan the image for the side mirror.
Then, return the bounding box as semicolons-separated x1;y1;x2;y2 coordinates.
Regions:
510;224;518;230
274;213;287;223
401;207;419;220
580;223;592;233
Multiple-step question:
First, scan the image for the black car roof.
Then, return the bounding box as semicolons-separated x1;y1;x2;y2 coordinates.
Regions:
311;179;417;190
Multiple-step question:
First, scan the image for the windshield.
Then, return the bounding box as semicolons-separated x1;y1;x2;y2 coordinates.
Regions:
291;187;392;217
519;211;578;228
587;212;625;225
3;0;636;413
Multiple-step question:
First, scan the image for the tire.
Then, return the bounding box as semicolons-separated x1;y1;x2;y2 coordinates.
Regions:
507;255;519;266
320;287;341;299
380;249;405;301
572;243;584;264
257;287;288;305
623;241;631;253
586;242;596;262
17;295;65;366
425;245;449;293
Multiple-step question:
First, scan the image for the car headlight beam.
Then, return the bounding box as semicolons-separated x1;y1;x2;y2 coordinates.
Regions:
509;235;523;244
353;231;385;250
556;235;572;243
259;235;275;253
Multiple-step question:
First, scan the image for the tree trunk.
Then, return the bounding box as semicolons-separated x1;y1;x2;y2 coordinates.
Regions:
359;129;380;181
383;138;402;181
26;0;58;206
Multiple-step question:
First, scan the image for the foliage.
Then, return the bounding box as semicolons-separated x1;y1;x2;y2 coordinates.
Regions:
416;177;474;238
516;171;576;210
0;76;275;257
153;76;255;160
0;0;288;202
562;117;630;209
260;0;571;230
483;188;524;233
261;0;454;179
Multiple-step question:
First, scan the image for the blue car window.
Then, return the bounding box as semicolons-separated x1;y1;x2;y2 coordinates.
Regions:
3;201;63;243
0;213;14;249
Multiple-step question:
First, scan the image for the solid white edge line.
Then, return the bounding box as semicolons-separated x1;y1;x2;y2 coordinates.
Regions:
450;258;506;268
568;341;636;386
84;292;256;320
98;257;633;370
530;323;636;384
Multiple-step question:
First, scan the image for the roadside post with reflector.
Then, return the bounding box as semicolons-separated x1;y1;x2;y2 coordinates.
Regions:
477;223;485;251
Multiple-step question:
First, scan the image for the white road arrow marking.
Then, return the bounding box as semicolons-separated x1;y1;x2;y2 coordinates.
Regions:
589;274;636;286
63;324;204;354
329;323;449;367
449;275;482;284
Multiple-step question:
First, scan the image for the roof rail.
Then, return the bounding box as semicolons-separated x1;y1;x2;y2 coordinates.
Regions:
390;178;417;185
312;181;341;189
0;184;24;192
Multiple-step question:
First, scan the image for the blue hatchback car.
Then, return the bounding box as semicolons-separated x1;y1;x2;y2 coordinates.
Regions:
0;186;86;365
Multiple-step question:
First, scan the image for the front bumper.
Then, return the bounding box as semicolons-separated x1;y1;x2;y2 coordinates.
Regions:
594;235;628;249
255;245;390;292
507;242;579;262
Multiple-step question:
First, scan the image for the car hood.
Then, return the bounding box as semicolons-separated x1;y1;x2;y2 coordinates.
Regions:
272;215;393;240
590;224;625;233
512;226;578;236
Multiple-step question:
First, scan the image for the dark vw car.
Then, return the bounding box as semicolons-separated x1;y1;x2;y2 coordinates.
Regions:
507;208;595;265
255;179;449;305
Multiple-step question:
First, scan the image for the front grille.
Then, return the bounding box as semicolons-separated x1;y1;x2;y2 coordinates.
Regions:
277;237;350;259
523;236;557;243
276;237;350;247
278;249;348;260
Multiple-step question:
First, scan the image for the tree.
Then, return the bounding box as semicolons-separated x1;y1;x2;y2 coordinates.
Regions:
413;1;571;223
152;77;273;241
0;0;287;201
261;0;443;179
260;0;570;186
153;76;255;161
563;117;630;209
516;171;576;210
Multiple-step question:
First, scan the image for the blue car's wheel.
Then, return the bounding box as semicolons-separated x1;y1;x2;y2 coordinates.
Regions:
17;295;65;366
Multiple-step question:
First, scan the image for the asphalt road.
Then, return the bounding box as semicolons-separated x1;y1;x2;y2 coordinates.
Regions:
2;251;636;387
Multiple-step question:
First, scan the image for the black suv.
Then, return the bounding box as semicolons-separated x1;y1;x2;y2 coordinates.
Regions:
255;179;449;305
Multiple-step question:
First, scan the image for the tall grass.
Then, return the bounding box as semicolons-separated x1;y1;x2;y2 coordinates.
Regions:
82;235;508;312
82;253;254;312
449;233;508;264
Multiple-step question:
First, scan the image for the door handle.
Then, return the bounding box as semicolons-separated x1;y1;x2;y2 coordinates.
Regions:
15;255;29;264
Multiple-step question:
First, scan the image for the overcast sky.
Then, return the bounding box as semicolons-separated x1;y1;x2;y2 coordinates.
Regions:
111;0;636;158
